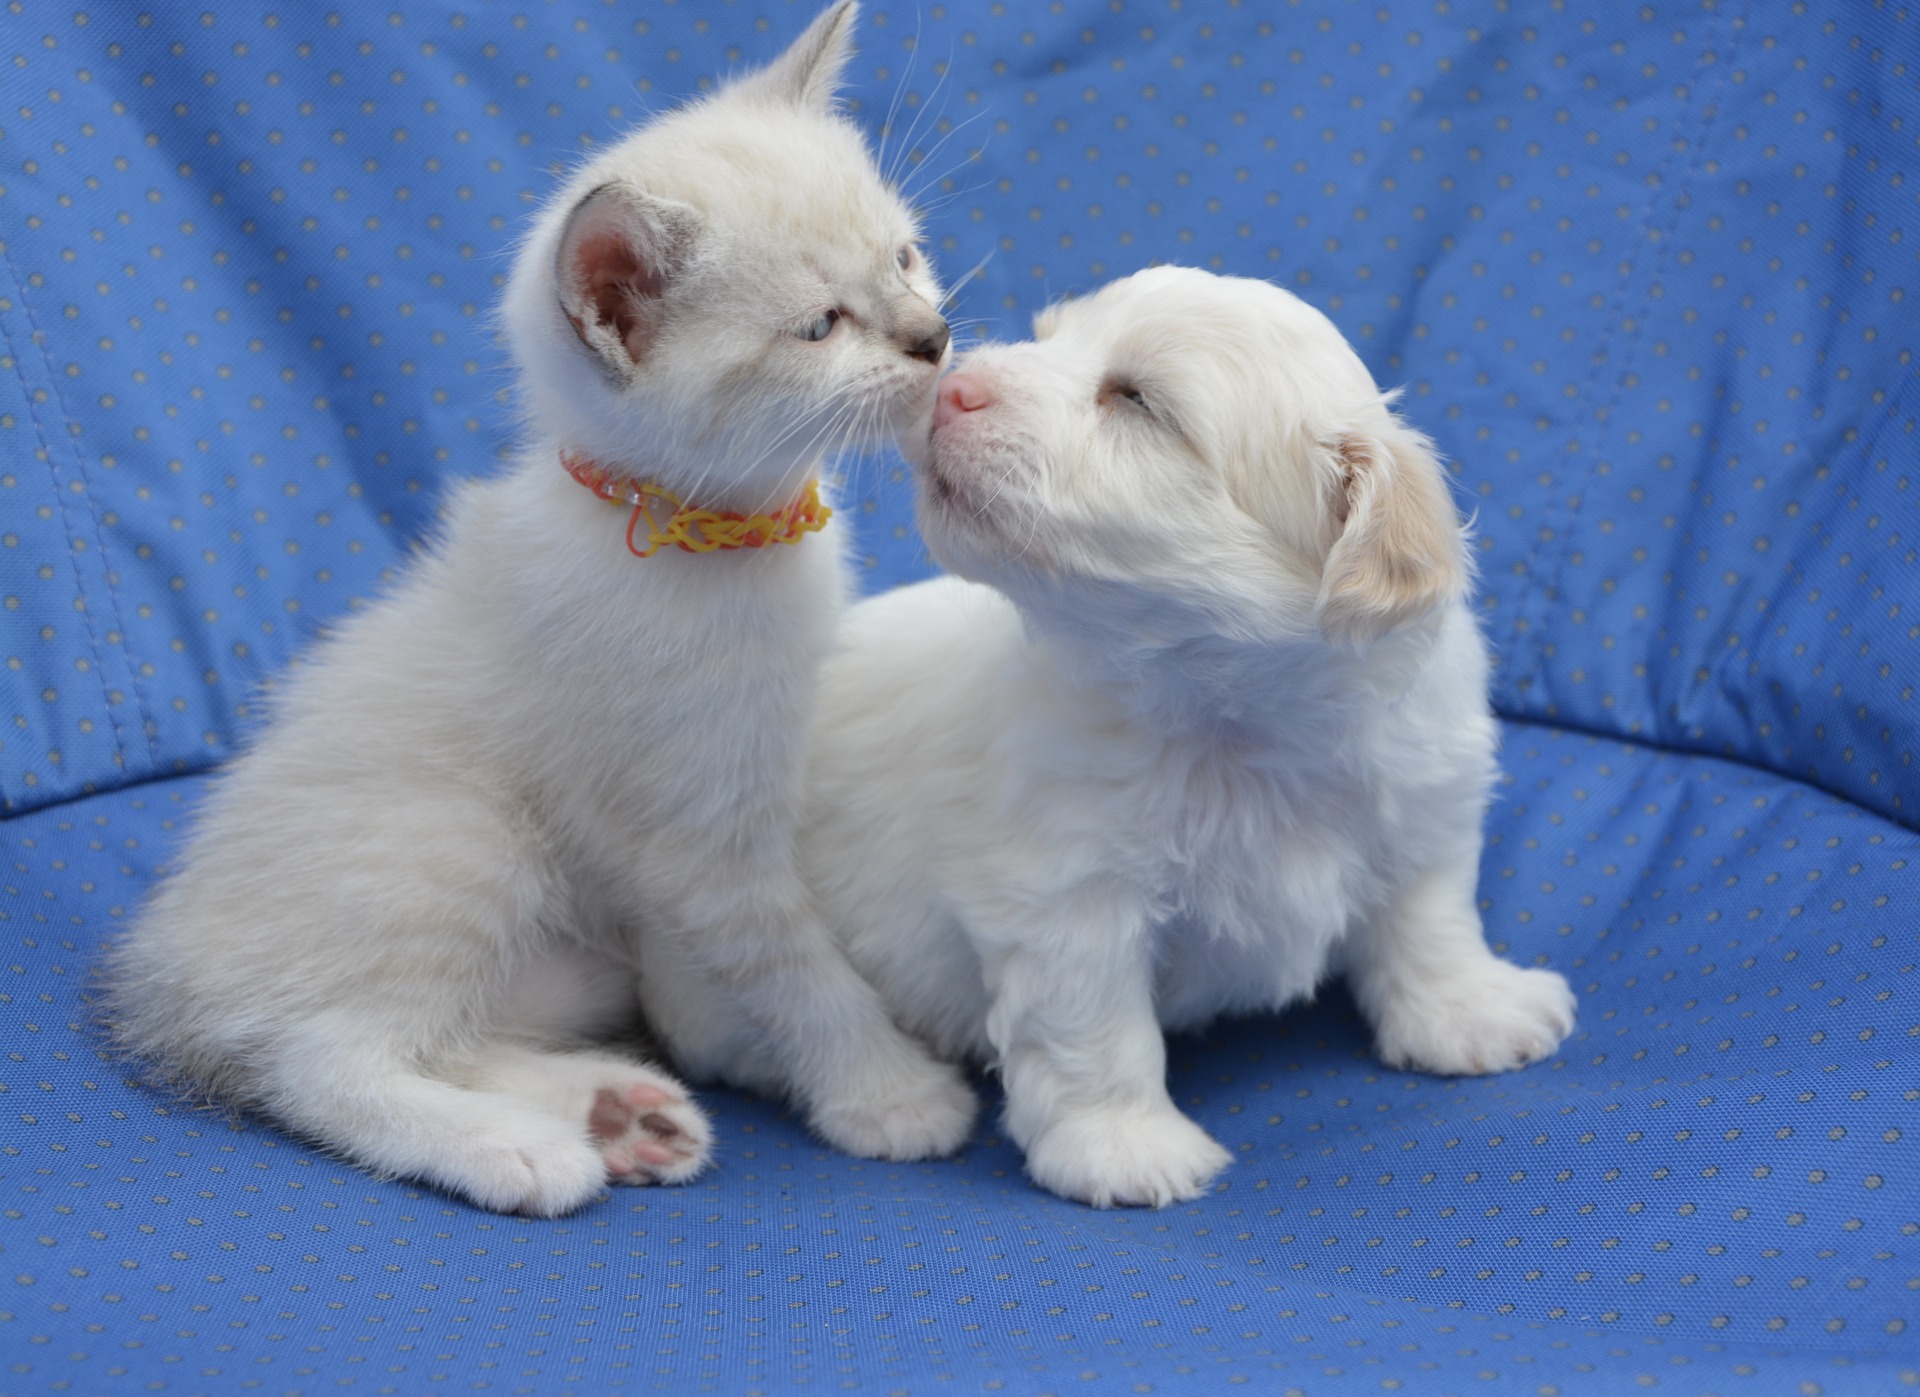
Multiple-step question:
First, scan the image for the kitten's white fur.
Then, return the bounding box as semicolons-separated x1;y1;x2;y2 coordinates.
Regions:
104;1;976;1217
794;266;1576;1208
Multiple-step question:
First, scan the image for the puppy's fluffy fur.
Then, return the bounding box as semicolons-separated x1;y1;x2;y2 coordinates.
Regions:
104;2;974;1217
797;266;1576;1208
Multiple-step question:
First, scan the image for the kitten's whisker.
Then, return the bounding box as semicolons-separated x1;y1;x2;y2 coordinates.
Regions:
938;249;997;313
900;106;992;205
752;379;874;557
783;405;875;514
828;394;890;497
833;399;898;541
876;4;924;183
792;405;860;482
829;414;879;506
895;98;965;201
886;34;956;188
901;123;981;203
829;399;885;483
750;395;865;497
909;170;999;215
751;390;853;469
740;399;837;474
884;61;932;188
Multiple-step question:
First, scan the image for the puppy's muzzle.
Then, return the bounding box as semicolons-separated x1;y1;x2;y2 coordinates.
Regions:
931;370;993;432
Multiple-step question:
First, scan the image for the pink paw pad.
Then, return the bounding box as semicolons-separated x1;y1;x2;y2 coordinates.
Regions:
586;1077;709;1186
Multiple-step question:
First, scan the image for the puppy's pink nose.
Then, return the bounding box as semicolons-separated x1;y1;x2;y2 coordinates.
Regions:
932;371;993;432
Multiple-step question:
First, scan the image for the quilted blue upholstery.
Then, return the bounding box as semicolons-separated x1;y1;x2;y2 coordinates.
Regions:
3;3;1915;1394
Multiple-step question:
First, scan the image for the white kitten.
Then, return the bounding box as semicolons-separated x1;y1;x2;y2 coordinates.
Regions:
795;266;1576;1209
104;1;976;1217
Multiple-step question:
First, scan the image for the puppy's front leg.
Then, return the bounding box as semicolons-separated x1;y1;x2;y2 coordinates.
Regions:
1344;845;1577;1076
976;890;1232;1208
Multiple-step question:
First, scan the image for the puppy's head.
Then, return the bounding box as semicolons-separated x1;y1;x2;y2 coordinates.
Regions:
914;266;1465;648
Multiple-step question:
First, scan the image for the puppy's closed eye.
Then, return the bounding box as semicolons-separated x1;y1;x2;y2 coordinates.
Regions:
1101;380;1156;417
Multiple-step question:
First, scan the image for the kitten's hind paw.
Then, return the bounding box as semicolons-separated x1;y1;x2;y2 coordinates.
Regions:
589;1074;713;1186
456;1129;611;1218
810;1051;978;1161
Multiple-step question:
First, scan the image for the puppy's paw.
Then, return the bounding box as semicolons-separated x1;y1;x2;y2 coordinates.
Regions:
587;1071;713;1187
811;1049;978;1161
1024;1104;1232;1208
1373;959;1576;1077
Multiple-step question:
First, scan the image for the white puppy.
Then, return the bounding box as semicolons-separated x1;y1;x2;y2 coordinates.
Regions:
798;266;1576;1208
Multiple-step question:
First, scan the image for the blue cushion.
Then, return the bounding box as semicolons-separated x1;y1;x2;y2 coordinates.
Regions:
6;731;1916;1393
2;2;1915;1393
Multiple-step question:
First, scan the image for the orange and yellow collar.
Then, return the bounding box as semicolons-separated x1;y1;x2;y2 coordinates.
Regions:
561;449;831;558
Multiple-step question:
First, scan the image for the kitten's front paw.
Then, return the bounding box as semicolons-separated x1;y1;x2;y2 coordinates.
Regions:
1373;959;1576;1076
810;1050;978;1161
1024;1104;1232;1208
588;1072;713;1187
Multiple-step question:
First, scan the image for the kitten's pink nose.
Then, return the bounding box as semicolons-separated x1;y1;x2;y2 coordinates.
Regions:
932;372;993;432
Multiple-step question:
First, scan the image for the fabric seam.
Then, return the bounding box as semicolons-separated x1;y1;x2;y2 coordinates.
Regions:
0;242;127;804
1502;2;1743;706
0;237;161;784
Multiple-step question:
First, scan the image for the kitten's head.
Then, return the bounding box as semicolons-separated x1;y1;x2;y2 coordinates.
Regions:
504;1;948;507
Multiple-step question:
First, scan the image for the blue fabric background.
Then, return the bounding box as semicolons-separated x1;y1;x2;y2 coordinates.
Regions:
3;2;1916;1393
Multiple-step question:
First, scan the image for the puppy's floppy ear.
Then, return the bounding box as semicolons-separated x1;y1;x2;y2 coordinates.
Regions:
741;0;858;111
554;182;702;376
1315;422;1468;646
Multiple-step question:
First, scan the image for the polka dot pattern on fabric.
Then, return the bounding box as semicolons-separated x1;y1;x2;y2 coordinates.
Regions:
2;2;1916;1394
5;733;1918;1394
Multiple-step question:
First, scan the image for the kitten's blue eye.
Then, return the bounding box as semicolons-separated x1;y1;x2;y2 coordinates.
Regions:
798;309;840;342
896;245;913;271
1116;386;1149;411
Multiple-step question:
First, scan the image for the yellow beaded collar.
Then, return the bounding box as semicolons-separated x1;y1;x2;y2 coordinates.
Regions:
560;449;832;558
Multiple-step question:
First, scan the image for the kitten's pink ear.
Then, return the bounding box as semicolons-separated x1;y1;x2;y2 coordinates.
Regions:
743;0;858;111
1315;424;1469;647
554;183;701;375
